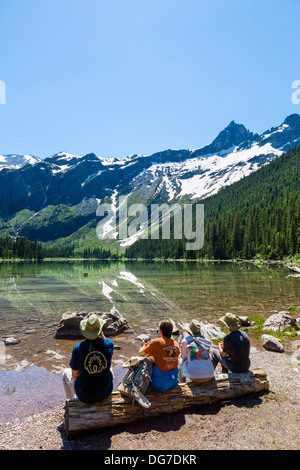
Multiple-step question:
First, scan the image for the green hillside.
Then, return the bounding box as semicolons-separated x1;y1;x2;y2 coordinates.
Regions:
125;146;300;260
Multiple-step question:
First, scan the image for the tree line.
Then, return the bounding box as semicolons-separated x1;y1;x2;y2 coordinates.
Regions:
0;236;44;260
0;237;119;260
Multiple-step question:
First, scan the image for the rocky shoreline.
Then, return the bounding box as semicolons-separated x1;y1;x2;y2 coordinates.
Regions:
0;345;299;451
1;308;300;451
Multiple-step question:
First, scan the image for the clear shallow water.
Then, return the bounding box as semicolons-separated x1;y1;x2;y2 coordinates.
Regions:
0;260;299;422
0;260;299;361
0;366;64;424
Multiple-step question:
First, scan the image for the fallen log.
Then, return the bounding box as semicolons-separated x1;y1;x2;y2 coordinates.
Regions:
64;369;269;438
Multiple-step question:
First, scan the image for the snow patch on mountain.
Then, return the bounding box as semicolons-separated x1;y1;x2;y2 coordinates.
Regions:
178;142;283;199
127;140;283;202
54;152;83;161
0;154;40;170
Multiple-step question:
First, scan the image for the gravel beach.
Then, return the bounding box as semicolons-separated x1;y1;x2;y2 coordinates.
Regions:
0;344;299;451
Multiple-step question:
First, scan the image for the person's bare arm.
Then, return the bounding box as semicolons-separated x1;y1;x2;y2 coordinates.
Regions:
218;341;227;358
138;340;147;356
72;369;79;379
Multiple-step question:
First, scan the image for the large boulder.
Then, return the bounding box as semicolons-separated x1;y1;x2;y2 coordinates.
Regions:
201;321;225;341
103;312;131;337
55;311;131;339
238;316;251;327
177;320;225;342
261;334;284;353
262;312;299;332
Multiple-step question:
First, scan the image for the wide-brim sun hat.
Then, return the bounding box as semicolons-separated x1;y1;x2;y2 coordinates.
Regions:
219;312;241;331
182;319;203;337
123;356;145;368
80;313;106;340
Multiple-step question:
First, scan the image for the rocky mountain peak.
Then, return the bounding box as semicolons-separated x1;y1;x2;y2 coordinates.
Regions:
283;113;300;128
259;113;300;150
207;120;256;154
0;114;299;224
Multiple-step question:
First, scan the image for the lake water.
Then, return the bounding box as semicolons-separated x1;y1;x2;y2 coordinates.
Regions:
0;260;299;423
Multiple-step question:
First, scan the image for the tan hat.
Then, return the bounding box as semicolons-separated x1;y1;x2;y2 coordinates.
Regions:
182;319;203;337
219;313;241;331
80;314;106;340
123;356;145;368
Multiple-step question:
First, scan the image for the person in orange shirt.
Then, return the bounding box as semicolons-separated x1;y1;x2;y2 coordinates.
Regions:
138;319;180;393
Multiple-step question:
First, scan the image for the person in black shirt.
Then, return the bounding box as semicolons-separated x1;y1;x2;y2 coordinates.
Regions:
211;313;250;373
63;314;114;403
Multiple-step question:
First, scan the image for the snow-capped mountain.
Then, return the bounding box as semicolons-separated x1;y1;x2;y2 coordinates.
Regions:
0;154;40;170
128;141;283;202
0;114;299;245
44;114;300;204
111;114;300;203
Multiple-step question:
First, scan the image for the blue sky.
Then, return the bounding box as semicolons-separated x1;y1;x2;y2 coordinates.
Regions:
0;0;299;159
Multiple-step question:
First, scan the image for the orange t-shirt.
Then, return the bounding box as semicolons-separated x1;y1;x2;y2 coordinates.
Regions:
143;337;180;371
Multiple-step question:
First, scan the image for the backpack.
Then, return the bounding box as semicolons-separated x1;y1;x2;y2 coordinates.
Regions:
187;336;212;361
118;356;153;408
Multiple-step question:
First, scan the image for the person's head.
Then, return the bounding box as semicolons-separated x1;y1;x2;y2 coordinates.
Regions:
80;313;106;340
158;319;173;338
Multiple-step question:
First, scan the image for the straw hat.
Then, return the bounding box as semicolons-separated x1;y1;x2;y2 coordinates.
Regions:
80;314;106;340
182;319;203;337
123;356;145;368
219;313;241;331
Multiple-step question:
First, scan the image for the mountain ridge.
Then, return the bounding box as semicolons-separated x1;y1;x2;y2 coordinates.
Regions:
0;113;299;250
1;113;299;171
125;145;300;260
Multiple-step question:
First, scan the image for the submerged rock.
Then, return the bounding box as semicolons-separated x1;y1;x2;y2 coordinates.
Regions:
4;337;20;345
55;311;131;339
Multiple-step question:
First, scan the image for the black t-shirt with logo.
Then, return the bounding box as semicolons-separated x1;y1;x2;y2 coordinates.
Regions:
223;330;250;372
70;337;114;403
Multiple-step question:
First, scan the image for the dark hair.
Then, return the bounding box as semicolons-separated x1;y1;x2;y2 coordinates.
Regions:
159;319;173;338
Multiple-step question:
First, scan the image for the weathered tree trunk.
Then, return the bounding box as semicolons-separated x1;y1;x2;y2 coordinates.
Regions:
64;369;269;438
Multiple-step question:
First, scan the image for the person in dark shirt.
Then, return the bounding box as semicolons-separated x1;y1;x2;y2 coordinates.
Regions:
62;314;114;403
211;313;250;373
